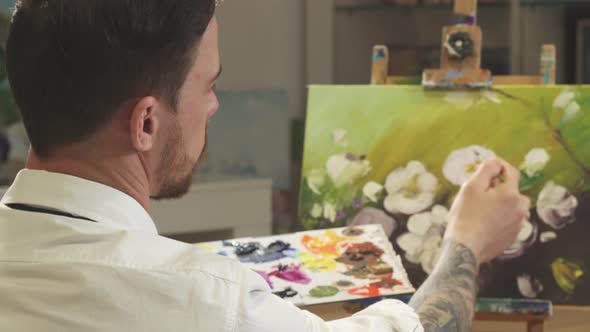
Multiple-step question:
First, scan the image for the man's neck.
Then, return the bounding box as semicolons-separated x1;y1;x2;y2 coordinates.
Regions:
25;151;152;212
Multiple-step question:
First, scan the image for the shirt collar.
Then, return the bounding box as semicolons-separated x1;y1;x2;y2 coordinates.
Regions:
1;169;157;234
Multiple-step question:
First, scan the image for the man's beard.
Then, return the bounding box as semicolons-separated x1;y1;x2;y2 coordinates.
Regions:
151;123;207;200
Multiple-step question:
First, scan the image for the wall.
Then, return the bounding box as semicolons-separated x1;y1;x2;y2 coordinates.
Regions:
215;0;306;118
0;0;12;11
519;5;567;81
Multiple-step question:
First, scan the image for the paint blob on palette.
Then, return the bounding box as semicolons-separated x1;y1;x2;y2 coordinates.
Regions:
196;225;415;306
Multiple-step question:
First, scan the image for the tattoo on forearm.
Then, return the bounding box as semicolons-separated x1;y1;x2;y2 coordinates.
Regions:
409;240;478;332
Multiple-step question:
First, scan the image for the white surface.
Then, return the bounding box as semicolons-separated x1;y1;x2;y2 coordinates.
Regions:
150;177;273;237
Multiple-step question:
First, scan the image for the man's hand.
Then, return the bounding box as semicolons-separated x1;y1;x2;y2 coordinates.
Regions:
409;158;530;332
445;158;531;265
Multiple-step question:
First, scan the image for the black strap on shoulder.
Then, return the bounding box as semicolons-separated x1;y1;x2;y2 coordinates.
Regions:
6;203;96;223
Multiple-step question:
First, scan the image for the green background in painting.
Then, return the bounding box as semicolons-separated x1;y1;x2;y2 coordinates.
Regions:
300;85;590;304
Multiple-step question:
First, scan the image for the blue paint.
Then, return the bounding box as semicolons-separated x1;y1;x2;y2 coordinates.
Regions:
239;251;287;264
226;240;294;264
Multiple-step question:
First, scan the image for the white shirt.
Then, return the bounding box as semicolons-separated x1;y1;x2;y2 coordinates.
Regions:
0;169;423;332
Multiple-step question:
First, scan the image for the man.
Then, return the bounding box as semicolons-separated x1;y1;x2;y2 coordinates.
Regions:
0;1;530;331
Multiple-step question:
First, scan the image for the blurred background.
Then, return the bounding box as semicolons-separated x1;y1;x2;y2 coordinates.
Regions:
2;0;590;242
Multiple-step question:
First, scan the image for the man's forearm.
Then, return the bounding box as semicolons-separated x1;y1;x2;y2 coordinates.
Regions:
409;240;478;332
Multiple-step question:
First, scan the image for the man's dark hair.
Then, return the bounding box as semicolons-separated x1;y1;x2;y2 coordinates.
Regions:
6;0;216;157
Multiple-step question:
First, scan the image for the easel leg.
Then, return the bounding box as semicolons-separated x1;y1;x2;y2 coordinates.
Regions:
527;320;544;332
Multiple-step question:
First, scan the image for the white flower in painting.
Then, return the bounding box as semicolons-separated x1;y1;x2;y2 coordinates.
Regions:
407;212;433;236
563;101;581;123
553;88;581;123
419;231;444;274
362;181;384;203
540;231;557;243
396;232;423;263
326;154;371;188
537;181;578;230
395;206;450;274
397;226;444;273
307;169;326;195
553;88;578;109
323;202;337;223
430;205;450;226
521;148;550;177
442;145;496;186
517;274;544;299
383;161;438;215
499;219;537;260
310;203;323;219
517;220;535;242
332;128;349;147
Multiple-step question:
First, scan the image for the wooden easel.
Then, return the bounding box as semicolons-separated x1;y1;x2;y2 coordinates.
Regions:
367;0;554;331
371;44;556;86
371;0;556;87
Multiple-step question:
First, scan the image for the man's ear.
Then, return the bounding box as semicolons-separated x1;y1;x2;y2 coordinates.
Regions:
129;96;160;152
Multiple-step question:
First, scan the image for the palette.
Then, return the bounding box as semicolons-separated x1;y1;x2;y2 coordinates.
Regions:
196;225;415;306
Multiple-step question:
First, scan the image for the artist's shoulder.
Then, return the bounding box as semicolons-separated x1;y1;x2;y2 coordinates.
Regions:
118;233;251;285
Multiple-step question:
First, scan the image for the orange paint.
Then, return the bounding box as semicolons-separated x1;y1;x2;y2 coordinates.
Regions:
348;284;381;297
347;274;403;298
301;230;350;256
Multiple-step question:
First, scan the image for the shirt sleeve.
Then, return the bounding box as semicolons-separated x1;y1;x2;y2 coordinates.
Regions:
236;269;424;332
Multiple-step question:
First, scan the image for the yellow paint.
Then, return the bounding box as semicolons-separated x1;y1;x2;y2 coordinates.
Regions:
196;244;215;252
551;258;584;294
301;230;351;256
299;252;339;272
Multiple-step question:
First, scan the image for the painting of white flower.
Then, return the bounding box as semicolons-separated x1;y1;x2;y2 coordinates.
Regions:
442;145;496;186
521;148;550;177
300;85;590;304
362;181;384;203
323;202;337;223
383;161;438;215
537;181;578;230
332;128;349;147
395;205;449;274
306;169;325;195
553;88;581;124
326;154;371;188
499;219;537;260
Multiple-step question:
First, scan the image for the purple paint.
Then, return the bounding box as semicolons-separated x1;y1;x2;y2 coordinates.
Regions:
269;264;312;285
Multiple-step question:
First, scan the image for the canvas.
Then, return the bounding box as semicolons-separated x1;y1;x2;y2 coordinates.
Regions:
300;85;590;305
196;89;291;190
196;224;414;306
